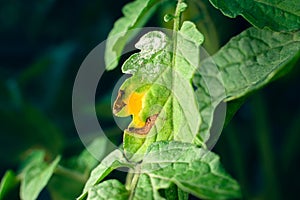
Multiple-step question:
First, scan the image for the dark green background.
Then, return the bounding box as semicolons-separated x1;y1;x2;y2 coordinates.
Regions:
0;0;299;199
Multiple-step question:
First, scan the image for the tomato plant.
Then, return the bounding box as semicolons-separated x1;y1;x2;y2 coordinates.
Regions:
0;0;299;199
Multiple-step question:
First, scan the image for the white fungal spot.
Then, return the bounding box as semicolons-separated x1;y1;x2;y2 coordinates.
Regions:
135;31;168;59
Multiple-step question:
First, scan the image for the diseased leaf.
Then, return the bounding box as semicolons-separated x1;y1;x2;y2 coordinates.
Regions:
113;23;204;160
87;180;129;200
208;0;300;31
105;0;161;70
193;27;300;143
20;154;60;200
0;170;19;200
133;141;241;200
77;149;133;200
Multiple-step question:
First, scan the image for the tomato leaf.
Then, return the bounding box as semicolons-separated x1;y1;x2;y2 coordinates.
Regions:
193;27;300;143
87;180;129;200
20;151;60;200
77;149;133;200
133;141;241;199
113;22;204;160
208;0;300;31
0;170;19;200
105;0;161;71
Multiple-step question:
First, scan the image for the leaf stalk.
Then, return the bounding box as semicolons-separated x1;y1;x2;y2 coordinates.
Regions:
171;0;185;68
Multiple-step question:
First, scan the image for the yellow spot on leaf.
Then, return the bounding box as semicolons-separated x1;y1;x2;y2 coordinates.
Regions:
126;91;146;128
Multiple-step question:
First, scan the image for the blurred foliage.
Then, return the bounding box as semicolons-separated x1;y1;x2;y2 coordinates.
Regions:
0;0;299;199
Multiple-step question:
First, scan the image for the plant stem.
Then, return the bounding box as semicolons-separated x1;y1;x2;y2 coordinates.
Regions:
173;0;184;33
171;0;185;68
54;165;86;184
128;168;141;200
125;170;134;190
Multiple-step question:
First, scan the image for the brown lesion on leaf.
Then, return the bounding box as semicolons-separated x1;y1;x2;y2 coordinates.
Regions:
113;88;158;135
127;114;159;135
113;90;126;114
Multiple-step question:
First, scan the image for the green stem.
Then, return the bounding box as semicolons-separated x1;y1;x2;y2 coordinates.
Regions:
54;165;86;184
171;0;185;68
125;170;134;190
173;0;184;33
128;171;140;200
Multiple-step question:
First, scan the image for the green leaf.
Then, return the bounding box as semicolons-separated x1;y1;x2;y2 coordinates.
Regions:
87;180;129;200
208;0;300;31
0;170;19;200
177;188;189;200
113;23;204;160
134;174;169;200
114;22;203;161
164;183;189;200
48;137;109;200
193;27;300;143
176;21;204;79
77;137;108;172
133;141;241;199
201;27;300;101
177;2;188;13
105;0;161;70
20;154;60;200
77;149;133;200
19;151;45;172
